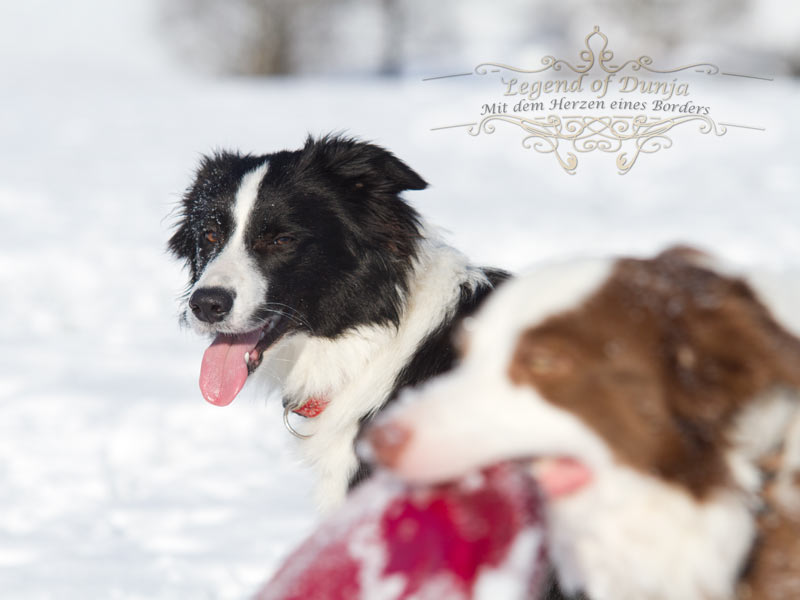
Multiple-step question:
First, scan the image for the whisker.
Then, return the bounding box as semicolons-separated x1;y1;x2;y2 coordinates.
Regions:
256;372;285;386
261;357;294;364
262;301;313;322
262;309;311;331
258;303;315;333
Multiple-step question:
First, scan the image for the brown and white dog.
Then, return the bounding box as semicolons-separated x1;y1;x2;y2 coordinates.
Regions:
368;247;800;600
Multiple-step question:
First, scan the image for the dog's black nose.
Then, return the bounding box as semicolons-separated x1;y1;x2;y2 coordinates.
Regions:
189;287;234;323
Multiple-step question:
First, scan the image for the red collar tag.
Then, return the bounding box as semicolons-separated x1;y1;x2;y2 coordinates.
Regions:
292;396;330;418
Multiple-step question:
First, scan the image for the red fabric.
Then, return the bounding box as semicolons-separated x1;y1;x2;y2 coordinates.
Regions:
256;463;546;600
292;396;330;418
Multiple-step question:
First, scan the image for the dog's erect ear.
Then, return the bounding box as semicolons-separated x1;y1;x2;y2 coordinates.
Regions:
300;135;428;194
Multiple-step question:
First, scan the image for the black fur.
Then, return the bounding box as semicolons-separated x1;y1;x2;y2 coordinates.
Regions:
388;268;510;400
350;268;510;488
170;134;509;491
170;135;428;338
169;135;581;598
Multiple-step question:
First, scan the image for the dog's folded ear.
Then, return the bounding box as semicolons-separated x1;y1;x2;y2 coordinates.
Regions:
167;151;242;274
301;134;428;195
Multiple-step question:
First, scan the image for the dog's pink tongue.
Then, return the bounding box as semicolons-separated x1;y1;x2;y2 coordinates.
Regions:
199;331;261;406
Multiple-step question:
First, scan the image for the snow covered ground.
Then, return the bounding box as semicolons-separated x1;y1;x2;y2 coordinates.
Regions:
1;4;799;600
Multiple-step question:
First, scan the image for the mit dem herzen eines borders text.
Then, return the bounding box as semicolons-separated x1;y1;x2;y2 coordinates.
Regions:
481;74;711;116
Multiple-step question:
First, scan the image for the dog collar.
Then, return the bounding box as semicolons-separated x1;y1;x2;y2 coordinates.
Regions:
293;396;330;418
283;396;330;439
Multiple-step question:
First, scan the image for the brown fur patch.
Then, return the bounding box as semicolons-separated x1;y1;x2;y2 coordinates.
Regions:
508;248;800;498
738;508;800;600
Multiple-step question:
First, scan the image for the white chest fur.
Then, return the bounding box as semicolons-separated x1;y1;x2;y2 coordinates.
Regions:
257;236;489;509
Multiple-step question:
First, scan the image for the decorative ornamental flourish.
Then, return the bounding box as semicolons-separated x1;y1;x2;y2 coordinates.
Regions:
468;114;727;175
427;26;766;174
474;26;720;77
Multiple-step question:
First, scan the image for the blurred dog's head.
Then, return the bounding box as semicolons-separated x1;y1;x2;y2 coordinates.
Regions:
369;247;800;600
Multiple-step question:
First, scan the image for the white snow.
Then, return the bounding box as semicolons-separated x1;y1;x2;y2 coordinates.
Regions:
0;1;799;599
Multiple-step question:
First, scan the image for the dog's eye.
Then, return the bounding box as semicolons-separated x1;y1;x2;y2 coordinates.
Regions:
252;235;295;252
204;230;219;244
273;236;294;246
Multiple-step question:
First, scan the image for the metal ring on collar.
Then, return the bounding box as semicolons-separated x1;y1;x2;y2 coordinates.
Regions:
283;404;313;439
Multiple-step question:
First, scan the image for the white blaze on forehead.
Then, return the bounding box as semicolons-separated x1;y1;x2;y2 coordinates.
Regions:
189;160;270;333
231;161;270;242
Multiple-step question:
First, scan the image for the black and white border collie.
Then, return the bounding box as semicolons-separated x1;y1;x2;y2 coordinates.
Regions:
169;135;508;509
